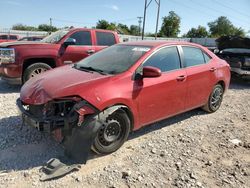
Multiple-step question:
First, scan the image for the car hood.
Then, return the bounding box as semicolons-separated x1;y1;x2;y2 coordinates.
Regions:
0;41;47;47
20;65;111;105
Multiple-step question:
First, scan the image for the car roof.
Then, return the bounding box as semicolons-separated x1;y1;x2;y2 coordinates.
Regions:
68;28;118;34
120;40;202;48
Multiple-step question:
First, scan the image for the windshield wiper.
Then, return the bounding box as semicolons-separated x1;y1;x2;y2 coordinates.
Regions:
75;65;108;75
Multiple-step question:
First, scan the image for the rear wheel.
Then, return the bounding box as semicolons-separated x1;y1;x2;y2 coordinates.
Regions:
92;109;131;154
23;63;51;83
202;84;224;113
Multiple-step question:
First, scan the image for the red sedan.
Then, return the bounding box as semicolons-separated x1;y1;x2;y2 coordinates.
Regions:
17;41;230;162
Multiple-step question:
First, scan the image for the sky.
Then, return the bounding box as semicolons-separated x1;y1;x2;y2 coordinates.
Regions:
0;0;249;36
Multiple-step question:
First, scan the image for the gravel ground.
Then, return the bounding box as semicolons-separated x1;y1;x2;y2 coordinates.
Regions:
0;77;249;188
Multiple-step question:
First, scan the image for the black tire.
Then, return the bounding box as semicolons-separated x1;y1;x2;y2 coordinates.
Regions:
202;84;224;113
23;63;51;83
92;109;131;154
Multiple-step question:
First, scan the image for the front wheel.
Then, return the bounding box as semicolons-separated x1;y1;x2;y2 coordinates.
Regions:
23;63;51;83
202;84;224;113
92;109;131;154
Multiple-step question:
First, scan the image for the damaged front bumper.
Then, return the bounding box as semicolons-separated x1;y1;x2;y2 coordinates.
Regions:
16;97;102;163
16;98;78;133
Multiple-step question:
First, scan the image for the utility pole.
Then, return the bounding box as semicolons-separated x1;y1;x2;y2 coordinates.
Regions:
155;0;160;40
137;16;143;36
50;18;52;27
141;0;161;40
142;0;149;40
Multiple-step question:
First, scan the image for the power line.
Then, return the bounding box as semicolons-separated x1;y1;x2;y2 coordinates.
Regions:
212;0;250;19
189;0;249;25
171;0;248;26
112;17;138;23
170;0;216;20
52;18;94;25
52;17;138;26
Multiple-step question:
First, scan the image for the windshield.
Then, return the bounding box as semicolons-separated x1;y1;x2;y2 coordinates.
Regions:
41;30;69;43
75;45;152;74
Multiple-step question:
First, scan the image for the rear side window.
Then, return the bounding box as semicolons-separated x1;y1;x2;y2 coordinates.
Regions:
0;35;8;39
203;52;211;63
69;31;92;45
10;35;18;40
182;46;206;67
143;46;181;72
96;31;116;46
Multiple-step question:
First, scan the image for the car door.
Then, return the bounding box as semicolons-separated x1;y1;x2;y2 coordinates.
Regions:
60;30;95;64
93;31;117;53
136;46;187;126
181;46;215;110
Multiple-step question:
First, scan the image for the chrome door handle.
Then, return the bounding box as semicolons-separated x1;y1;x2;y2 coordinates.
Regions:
210;67;217;72
176;75;186;81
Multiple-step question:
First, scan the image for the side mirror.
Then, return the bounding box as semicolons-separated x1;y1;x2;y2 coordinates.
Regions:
63;38;76;46
143;66;161;78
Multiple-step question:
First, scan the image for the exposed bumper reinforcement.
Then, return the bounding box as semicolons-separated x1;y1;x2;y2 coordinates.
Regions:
231;67;250;76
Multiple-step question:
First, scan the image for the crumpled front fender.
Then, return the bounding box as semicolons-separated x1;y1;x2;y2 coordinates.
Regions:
63;105;130;163
63;114;102;164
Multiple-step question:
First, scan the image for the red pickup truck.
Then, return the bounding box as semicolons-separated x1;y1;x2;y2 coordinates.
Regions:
0;28;120;84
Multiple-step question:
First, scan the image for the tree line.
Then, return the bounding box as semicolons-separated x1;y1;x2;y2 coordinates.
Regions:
11;11;246;38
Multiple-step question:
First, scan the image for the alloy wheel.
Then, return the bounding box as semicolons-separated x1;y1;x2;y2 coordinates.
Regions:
210;87;223;110
30;68;47;77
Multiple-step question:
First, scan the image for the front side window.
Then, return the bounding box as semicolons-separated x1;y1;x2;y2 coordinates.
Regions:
69;31;92;45
10;35;18;40
96;32;116;46
182;46;206;67
143;46;181;72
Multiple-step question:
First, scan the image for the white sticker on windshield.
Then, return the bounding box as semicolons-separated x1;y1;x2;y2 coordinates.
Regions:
132;47;150;52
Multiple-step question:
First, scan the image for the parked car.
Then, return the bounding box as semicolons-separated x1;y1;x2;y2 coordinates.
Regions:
17;41;231;162
0;34;19;43
18;36;44;41
215;36;250;79
0;28;120;84
217;48;250;80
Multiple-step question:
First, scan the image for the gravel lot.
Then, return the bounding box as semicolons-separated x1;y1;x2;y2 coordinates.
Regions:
0;77;249;188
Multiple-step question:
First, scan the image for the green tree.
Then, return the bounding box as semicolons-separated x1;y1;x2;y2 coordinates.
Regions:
232;27;245;37
145;32;155;37
184;26;209;38
117;23;130;34
159;11;181;37
96;20;110;29
96;20;118;31
12;24;38;31
38;24;58;32
130;25;140;36
107;22;117;31
208;16;245;37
